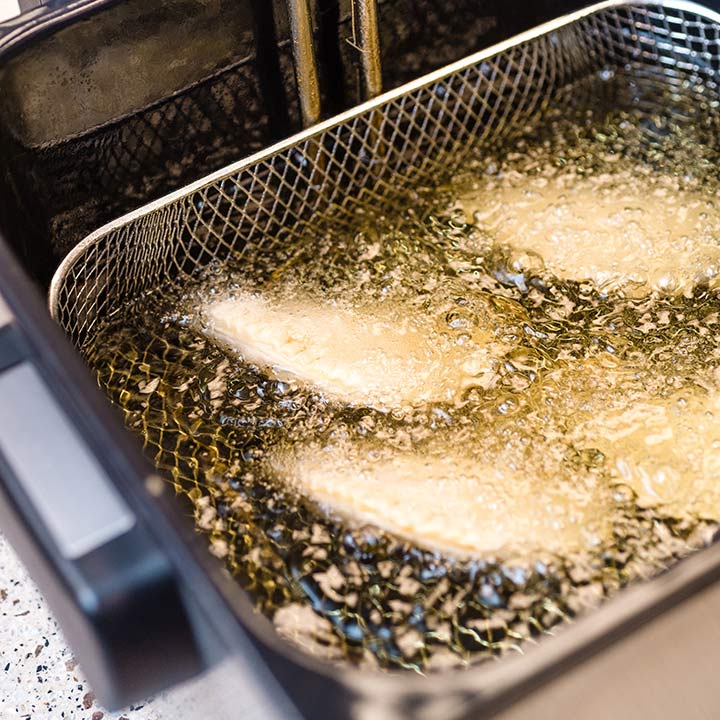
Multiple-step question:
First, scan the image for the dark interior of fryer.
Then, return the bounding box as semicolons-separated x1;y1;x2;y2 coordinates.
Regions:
0;0;584;289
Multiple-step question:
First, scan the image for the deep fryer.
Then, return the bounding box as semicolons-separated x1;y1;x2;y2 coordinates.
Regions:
3;1;720;718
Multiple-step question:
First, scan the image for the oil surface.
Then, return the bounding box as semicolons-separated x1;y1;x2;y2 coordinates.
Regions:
84;71;720;671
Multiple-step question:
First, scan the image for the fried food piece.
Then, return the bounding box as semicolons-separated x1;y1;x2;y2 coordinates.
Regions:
459;164;720;294
272;442;612;557
205;292;505;409
541;355;720;521
575;388;720;520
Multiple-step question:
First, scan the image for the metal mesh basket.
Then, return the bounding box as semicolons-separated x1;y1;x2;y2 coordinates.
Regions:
50;0;720;344
40;0;720;708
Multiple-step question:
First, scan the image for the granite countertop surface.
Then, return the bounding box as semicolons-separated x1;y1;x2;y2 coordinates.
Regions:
0;534;283;720
0;534;161;720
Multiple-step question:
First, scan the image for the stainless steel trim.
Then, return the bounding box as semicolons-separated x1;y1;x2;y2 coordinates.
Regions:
492;571;720;720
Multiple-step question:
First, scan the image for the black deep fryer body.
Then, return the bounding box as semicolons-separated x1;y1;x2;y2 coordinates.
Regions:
3;1;720;718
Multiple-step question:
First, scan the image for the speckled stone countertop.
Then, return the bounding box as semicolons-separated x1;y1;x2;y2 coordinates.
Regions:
0;533;291;720
0;534;159;720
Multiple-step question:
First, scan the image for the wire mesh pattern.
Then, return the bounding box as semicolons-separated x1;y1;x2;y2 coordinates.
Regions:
50;9;559;340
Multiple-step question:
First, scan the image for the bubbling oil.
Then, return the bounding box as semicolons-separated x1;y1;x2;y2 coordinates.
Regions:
84;72;720;671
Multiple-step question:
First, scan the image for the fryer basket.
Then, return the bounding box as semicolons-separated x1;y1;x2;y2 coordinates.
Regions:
44;1;720;717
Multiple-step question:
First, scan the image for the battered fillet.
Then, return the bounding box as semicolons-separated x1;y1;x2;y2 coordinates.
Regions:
272;443;612;556
539;354;720;521
575;388;720;521
459;164;720;293
204;292;505;408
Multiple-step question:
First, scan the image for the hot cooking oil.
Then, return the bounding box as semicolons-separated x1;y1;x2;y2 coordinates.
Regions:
83;70;720;671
